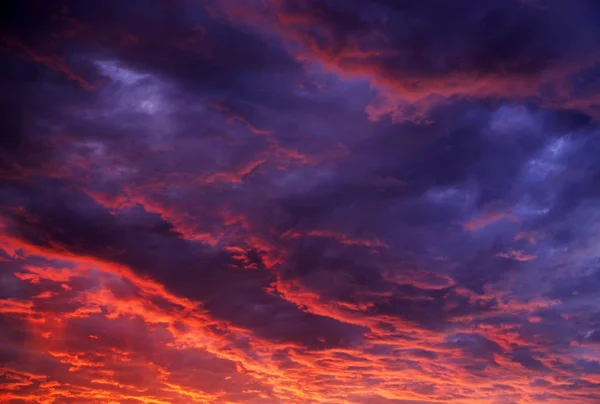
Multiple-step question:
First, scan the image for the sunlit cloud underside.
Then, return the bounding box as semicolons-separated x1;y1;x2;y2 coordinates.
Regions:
2;1;600;403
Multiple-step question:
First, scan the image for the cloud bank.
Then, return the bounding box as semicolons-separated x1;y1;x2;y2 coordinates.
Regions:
2;1;600;403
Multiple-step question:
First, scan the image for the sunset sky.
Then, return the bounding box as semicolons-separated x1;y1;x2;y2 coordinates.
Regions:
2;1;600;403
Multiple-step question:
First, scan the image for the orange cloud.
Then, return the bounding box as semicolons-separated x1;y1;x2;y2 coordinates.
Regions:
462;209;520;232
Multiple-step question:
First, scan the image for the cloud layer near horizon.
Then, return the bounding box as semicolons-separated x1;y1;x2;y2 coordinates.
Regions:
2;1;600;403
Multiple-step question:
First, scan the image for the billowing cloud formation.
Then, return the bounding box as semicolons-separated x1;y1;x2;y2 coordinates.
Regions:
1;1;600;403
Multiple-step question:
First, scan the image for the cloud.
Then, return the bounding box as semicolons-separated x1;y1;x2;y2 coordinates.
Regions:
1;0;600;403
208;0;600;121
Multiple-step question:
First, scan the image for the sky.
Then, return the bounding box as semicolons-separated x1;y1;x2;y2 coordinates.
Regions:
1;0;600;403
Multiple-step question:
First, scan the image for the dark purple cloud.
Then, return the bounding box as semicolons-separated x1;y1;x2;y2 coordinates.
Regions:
2;0;600;403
